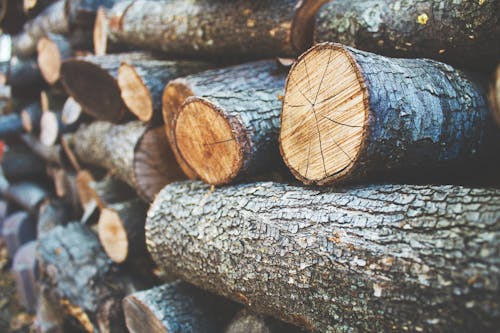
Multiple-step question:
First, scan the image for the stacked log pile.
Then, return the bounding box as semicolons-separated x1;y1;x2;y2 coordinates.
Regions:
0;1;499;332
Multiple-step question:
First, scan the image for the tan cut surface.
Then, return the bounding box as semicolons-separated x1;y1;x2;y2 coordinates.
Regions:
118;63;153;122
37;38;61;84
280;44;367;184
175;99;242;185
93;7;108;56
98;208;128;263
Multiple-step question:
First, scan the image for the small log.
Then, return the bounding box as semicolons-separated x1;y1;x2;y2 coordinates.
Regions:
146;181;500;332
225;310;304;333
19;133;64;165
0;200;9;233
38;222;129;333
0;112;23;138
37;199;71;237
11;0;69;58
40;89;66;113
118;60;213;123
40;110;78;146
0;84;11;114
4;57;44;91
61;97;82;125
52;168;81;215
490;64;500;127
97;198;147;263
37;34;74;85
123;281;237;333
171;61;286;185
280;43;498;186
314;0;500;71
20;102;43;133
69;121;183;201
1;144;45;181
102;0;327;58
60;52;154;122
34;287;65;333
93;6;128;56
65;0;120;29
12;240;38;313
2;211;36;257
2;182;48;214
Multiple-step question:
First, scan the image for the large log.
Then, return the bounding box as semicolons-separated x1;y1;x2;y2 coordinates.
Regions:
171;61;287;185
97;198;147;263
123;281;237;333
2;211;36;257
38;222;128;333
314;0;500;71
60;52;153;122
12;240;38;313
225;310;304;333
69;121;184;201
146;181;500;333
280;43;498;186
11;0;69;58
101;0;327;59
117;60;213;123
1;144;45;181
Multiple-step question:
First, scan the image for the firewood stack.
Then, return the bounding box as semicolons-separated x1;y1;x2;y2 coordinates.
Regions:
0;1;499;332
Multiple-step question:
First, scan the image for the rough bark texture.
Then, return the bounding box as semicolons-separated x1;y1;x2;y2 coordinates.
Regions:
65;0;119;28
1;182;48;214
11;0;69;58
1;145;45;181
105;0;326;59
12;240;38;313
281;43;498;186
38;222;128;333
123;281;237;333
2;211;36;257
147;181;500;333
19;133;65;166
21;102;43;133
169;60;287;184
225;309;304;333
314;0;500;71
60;52;153;122
118;60;213;123
34;287;65;333
37;199;71;237
85;174;135;209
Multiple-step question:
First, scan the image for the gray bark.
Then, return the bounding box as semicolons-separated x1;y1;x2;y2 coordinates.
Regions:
19;133;65;166
12;240;39;313
314;0;500;71
1;144;46;181
0;113;23;138
37;199;72;237
2;211;36;257
225;309;305;333
146;181;500;333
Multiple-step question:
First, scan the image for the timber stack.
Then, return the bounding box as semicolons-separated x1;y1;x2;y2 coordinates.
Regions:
0;1;498;332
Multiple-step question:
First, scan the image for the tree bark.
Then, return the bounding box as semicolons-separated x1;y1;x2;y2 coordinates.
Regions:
146;181;500;333
97;198;147;263
1;144;45;181
12;240;38;313
103;0;327;59
19;133;65;166
314;0;500;71
68;121;183;201
60;52;153;122
490;64;500;127
40;110;79;146
37;199;71;237
123;281;237;333
20;102;43;133
38;222;128;333
11;0;69;58
280;43;498;186
65;0;120;29
0;113;23;139
171;60;287;185
1;182;48;214
34;287;65;333
4;57;44;92
225;309;304;333
2;211;36;257
118;60;213;123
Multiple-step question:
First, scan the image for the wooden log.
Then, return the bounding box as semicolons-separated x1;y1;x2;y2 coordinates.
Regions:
40;110;78;146
34;287;65;333
102;0;327;59
490;64;500;127
146;181;500;333
61;97;82;125
65;0;120;29
0;84;11;115
11;0;69;58
23;0;54;17
37;34;75;85
0;0;26;33
123;281;237;333
60;52;154;122
314;0;500;71
97;198;147;263
52;168;81;215
38;222;129;333
225;309;304;333
93;6;128;56
19;133;64;165
2;211;36;257
4;56;44;91
0;113;23;138
1;144;45;181
0;200;9;234
37;199;71;237
12;240;38;313
1;182;48;214
40;89;66;113
69;121;184;201
20;102;43;133
171;61;287;185
280;43;498;186
118;60;213;123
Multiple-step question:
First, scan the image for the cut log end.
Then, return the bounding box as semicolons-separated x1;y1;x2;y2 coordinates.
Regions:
61;97;82;125
61;60;123;122
93;6;108;56
123;295;168;333
118;63;153;122
162;81;198;179
175;98;244;185
37;37;62;85
21;110;33;133
280;43;368;185
40;111;59;146
98;208;128;263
